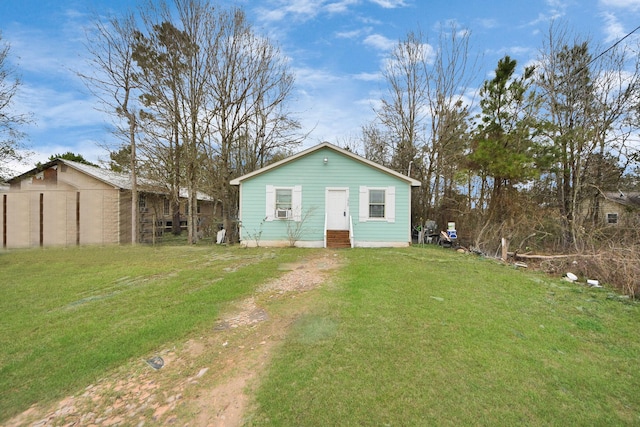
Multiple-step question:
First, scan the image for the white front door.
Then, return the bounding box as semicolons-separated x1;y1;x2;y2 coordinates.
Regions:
326;188;349;230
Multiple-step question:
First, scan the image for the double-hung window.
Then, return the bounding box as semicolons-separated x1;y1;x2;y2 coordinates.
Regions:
359;186;395;223
266;185;302;221
369;189;386;218
276;189;292;211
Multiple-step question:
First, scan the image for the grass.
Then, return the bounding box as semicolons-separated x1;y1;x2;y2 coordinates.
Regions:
247;247;640;426
0;244;311;422
2;245;639;425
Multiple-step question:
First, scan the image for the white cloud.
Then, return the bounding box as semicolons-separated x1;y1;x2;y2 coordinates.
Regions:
255;0;359;23
524;10;565;27
600;0;640;10
294;66;342;88
254;0;322;23
353;71;383;81
368;0;408;8
601;11;627;42
506;46;536;57
336;28;371;39
364;34;396;50
326;0;359;13
477;18;498;29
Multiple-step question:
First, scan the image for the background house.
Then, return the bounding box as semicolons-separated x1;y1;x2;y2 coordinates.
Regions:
596;191;640;226
230;142;421;248
1;159;216;249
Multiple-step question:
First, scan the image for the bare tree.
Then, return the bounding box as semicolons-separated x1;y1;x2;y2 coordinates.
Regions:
81;1;299;244
207;7;299;242
364;25;477;227
0;32;31;179
172;0;219;244
133;9;190;237
374;30;429;174
81;12;141;243
421;23;477;224
361;122;390;165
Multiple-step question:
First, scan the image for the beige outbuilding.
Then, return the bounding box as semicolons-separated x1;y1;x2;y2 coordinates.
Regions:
1;159;216;249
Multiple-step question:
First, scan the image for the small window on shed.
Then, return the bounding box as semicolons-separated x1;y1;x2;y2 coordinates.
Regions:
607;213;618;224
139;194;147;212
163;199;170;216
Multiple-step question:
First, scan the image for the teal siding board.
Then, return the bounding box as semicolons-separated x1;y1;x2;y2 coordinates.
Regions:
233;143;420;247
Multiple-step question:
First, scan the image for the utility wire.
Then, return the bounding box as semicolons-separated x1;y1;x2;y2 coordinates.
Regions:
587;23;640;68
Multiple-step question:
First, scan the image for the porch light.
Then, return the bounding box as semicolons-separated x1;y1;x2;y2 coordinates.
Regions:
323;157;328;164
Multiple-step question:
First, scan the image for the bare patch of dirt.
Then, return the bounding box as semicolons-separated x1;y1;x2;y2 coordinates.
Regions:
6;251;342;427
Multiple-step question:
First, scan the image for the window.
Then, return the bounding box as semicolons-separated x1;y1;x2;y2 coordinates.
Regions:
138;194;147;212
607;213;618;224
163;199;170;216
276;189;292;211
369;189;385;218
359;186;395;223
266;185;302;221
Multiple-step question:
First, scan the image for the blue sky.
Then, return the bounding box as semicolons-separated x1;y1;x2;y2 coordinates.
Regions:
1;0;640;174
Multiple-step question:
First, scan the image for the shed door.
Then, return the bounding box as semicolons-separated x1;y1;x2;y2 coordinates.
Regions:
326;188;349;230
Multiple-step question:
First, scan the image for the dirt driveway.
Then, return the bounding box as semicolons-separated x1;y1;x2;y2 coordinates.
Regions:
7;251;343;427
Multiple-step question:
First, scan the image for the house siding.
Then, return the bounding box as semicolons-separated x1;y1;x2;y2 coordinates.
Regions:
237;146;414;247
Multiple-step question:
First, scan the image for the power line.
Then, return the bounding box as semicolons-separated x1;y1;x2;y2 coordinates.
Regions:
587;23;640;67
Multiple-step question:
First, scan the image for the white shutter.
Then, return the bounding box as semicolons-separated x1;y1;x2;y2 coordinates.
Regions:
265;185;275;221
386;186;395;223
359;186;368;222
292;185;302;221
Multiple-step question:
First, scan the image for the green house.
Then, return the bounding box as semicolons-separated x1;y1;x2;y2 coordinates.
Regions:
230;142;421;248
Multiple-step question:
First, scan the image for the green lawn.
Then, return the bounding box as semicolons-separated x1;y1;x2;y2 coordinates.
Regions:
1;245;639;426
247;248;640;426
0;244;310;422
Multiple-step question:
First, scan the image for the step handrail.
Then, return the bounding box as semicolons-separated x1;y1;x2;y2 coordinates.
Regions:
349;215;354;248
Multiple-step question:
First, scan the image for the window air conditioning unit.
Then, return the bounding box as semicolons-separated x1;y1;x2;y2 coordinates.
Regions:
276;209;290;219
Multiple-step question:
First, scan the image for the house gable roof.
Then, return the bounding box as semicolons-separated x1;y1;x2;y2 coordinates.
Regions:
8;158;157;190
7;159;212;200
603;191;640;209
230;142;422;187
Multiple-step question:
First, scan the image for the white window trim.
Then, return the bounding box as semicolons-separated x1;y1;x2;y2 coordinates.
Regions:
266;185;302;221
606;212;618;225
359;186;395;223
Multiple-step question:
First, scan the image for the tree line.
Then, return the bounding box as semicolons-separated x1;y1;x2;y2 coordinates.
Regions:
362;23;640;254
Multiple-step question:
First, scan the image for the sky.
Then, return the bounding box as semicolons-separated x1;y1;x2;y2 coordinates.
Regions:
1;0;640;176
